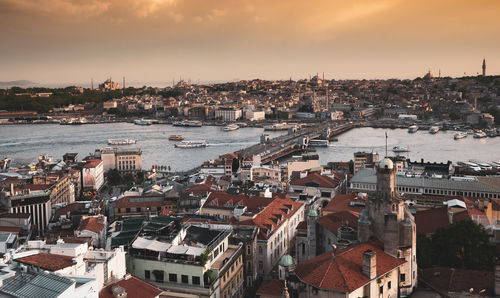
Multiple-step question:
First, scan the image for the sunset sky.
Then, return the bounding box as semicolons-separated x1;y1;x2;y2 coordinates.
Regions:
1;0;499;85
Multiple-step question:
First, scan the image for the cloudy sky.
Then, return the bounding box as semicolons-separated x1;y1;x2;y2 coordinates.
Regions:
0;0;499;85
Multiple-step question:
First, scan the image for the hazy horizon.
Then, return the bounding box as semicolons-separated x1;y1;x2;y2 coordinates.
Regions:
1;0;499;84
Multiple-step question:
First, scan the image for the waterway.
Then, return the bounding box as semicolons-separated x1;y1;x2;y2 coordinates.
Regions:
1;124;499;171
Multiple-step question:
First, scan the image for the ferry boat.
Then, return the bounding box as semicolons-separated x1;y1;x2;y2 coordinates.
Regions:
429;126;439;134
473;131;487;138
60;117;88;125
174;140;207;148
392;146;410;153
168;135;184;141
408;125;418;133
107;138;136;145
453;132;467;140
134;119;152;125
223;124;239;131
172;120;202;127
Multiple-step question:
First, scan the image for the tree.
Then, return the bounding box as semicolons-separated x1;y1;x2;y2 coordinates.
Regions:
430;220;495;270
107;169;121;185
348;160;354;174
416;233;433;268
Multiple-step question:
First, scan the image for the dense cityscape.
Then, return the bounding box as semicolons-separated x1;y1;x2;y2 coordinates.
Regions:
1;1;500;297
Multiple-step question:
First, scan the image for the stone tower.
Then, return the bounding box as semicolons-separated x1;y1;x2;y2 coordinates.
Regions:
358;157;417;296
307;209;318;260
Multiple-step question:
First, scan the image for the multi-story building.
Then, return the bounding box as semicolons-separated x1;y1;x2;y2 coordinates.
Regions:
82;159;104;191
99;148;142;172
113;195;176;220
288;171;346;207
354;151;379;173
215;108;242;122
128;225;244;298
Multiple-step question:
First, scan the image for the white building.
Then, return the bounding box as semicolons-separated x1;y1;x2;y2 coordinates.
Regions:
245;110;266;121
215;108;242;122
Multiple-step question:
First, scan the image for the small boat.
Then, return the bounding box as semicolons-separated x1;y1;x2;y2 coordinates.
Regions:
134;119;152;125
453;132;467;140
392;146;410;153
223;124;239;131
108;138;136;145
473;131;487;138
429;126;439;134
168;135;184;141
408;125;418;133
174;140;207;148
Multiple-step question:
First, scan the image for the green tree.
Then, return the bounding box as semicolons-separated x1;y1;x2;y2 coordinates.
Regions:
348;160;354;174
416;233;433;268
107;169;121;185
431;220;495;270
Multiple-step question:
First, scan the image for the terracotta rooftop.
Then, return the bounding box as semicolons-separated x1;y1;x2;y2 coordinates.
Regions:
414;206;451;234
99;275;162;298
323;193;366;216
115;196;170;209
256;279;285;297
202;191;274;214
420;267;494;296
238;197;303;240
317;210;359;234
83;159;102;168
295;239;405;293
78;217;105;233
15;253;75;271
290;172;339;188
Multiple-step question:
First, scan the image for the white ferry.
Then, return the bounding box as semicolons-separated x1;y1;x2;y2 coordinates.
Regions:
174;140;207;148
453;132;467;140
392;146;410;153
223;124;239;131
134;119;153;125
172;120;202;127
408;125;418;133
429;126;439;134
107;138;137;145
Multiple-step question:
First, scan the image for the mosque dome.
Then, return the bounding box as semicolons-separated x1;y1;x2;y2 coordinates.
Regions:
378;157;394;170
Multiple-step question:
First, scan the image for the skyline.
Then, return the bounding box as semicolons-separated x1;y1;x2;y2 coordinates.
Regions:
1;0;499;84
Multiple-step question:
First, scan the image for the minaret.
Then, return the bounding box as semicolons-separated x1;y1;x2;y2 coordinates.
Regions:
91;78;93;90
123;77;126;89
482;58;486;76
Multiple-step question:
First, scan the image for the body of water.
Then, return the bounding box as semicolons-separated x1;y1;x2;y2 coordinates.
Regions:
1;124;499;171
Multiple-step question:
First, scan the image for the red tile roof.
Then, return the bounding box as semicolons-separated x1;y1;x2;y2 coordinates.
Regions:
256;279;285;297
202;191;274;214
83;159;102;168
323;193;366;216
78;217;105;233
295;240;405;293
53;202;87;220
290;172;338;188
115;196;170;209
15;253;75;271
99;275;162;298
420;267;494;296
317;211;359;234
238;197;303;240
0;226;22;233
414;207;451;234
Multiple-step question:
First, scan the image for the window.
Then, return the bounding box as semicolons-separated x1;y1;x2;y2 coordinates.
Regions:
321;192;331;198
388;281;391;289
258;261;263;270
145;270;150;280
192;276;200;285
169;273;177;282
259;246;263;255
136;207;141;212
181;275;188;284
379;286;383;294
126;208;131;213
400;273;406;282
247;245;251;255
153;270;164;282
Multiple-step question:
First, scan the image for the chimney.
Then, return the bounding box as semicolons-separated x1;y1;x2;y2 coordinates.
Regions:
362;250;377;279
111;285;127;298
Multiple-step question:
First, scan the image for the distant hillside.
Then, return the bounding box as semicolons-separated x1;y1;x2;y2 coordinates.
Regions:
0;80;38;87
